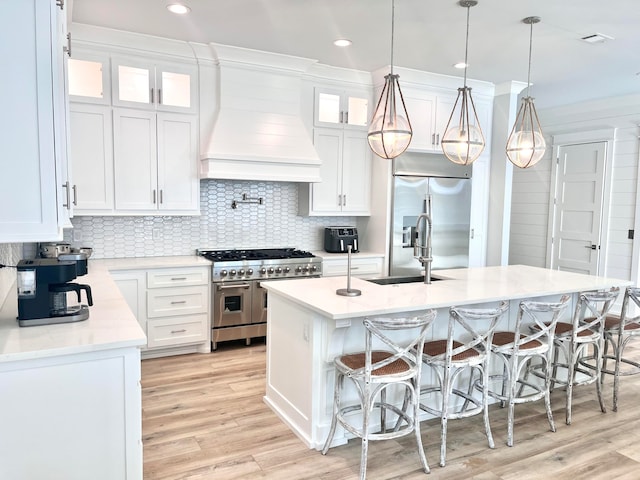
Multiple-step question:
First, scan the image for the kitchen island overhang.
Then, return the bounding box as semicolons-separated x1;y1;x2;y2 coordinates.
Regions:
261;265;632;450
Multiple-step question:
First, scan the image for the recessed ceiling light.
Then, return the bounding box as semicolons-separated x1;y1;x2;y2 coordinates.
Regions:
166;3;191;14
454;62;468;69
334;39;353;47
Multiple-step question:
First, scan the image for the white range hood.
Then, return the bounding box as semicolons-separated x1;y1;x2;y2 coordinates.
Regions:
200;44;321;182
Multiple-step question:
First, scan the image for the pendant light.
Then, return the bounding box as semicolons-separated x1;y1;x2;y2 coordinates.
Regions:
506;16;546;169
441;0;485;165
367;0;412;160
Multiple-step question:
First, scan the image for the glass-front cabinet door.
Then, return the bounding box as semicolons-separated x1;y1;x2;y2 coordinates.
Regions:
314;87;369;130
111;56;197;113
67;52;111;105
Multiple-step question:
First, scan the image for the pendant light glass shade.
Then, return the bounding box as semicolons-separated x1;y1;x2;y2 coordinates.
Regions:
506;97;546;168
368;73;412;159
442;86;485;165
442;0;485;166
367;0;412;160
506;16;546;169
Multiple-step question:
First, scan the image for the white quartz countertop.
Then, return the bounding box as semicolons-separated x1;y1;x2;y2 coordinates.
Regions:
0;261;147;363
262;265;632;319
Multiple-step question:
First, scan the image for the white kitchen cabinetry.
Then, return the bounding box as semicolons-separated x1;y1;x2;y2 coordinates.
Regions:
113;266;210;357
111;270;147;351
0;0;69;242
146;267;209;352
113;109;199;213
299;127;371;216
0;347;143;480
322;254;384;278
112;56;198;114
314;87;369;130
68;51;111;105
403;88;458;153
69;103;114;212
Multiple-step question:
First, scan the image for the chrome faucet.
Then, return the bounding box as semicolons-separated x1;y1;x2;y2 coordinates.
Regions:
414;212;433;284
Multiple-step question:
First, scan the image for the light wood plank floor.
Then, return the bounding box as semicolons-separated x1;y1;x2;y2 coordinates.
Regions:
142;339;640;479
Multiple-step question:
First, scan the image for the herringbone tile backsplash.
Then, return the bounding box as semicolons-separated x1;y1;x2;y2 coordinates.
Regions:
64;180;355;259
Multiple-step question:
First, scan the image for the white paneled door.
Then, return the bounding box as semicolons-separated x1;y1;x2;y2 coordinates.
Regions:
551;141;607;274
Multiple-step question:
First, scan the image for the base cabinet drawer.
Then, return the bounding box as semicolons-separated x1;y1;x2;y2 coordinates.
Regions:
147;267;208;288
147;314;208;348
147;285;208;318
322;256;384;278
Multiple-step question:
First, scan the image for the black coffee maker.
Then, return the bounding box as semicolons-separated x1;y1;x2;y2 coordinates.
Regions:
16;259;93;327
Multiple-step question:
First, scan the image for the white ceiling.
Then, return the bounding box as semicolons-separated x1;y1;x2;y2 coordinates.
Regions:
71;0;640;109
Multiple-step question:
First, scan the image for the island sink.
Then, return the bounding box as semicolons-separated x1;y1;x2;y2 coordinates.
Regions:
366;275;443;285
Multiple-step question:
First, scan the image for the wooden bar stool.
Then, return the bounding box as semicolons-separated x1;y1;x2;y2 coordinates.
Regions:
322;310;436;480
584;286;640;411
536;288;619;425
488;295;570;446
419;301;508;467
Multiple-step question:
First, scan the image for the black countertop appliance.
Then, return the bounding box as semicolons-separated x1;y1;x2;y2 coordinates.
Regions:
324;226;359;253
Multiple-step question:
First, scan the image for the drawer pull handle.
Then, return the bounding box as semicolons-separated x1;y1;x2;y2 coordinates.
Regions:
171;329;187;334
171;277;187;281
350;266;360;270
170;300;187;305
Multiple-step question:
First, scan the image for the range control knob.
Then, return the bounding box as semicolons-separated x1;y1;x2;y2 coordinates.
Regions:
247;268;254;276
229;269;236;276
220;270;228;277
260;267;267;275
302;266;310;273
283;267;290;273
268;267;275;274
311;265;318;272
238;269;245;276
275;267;282;274
295;266;302;273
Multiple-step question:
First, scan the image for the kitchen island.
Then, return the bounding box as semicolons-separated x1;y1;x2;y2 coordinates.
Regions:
261;265;631;450
0;262;147;480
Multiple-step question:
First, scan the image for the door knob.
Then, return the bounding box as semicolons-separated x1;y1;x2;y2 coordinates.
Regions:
584;244;599;250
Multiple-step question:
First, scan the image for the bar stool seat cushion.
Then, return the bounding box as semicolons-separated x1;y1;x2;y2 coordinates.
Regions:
422;339;480;361
338;351;410;376
492;331;543;350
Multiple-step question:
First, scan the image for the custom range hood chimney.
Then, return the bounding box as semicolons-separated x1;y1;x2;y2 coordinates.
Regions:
200;44;321;182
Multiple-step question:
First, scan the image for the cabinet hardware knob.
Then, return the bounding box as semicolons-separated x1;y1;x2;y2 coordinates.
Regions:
170;300;187;305
158;88;162;105
344;111;349;124
170;277;187;281
160;189;163;204
170;329;187;334
72;185;78;206
153;190;157;204
150;88;154;104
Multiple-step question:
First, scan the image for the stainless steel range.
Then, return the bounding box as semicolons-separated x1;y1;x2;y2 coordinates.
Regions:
197;248;322;349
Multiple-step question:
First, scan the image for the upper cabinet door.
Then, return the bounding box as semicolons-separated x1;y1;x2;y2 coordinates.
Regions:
314;87;369;130
155;64;197;113
111;57;197;113
68;51;111;105
0;0;62;242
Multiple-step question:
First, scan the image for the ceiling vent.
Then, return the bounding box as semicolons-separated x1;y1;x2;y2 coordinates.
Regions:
581;33;614;44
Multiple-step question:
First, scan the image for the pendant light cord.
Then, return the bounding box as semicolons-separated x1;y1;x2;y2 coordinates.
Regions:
390;0;395;75
526;20;533;97
463;4;470;87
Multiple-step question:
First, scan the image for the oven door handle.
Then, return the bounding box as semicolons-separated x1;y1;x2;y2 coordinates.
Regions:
216;283;251;291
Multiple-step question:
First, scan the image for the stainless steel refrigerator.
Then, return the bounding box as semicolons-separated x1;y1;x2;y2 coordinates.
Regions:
390;153;472;277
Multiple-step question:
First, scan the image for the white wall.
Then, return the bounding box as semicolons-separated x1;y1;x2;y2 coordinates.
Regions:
509;94;640;282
